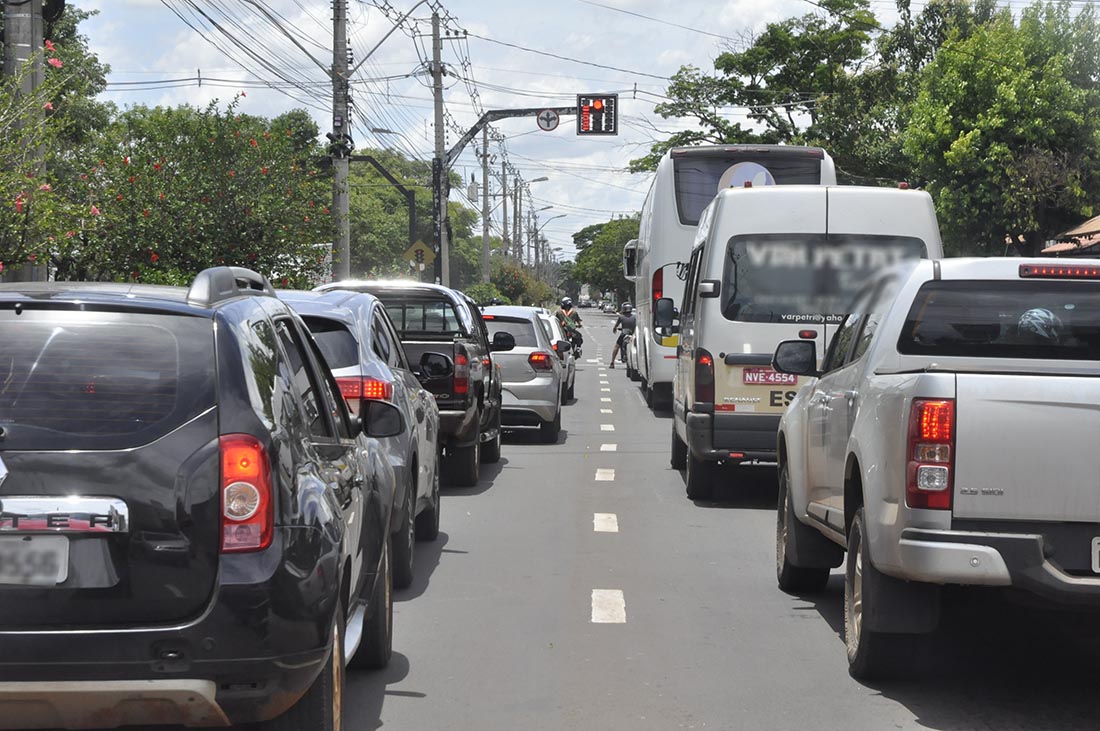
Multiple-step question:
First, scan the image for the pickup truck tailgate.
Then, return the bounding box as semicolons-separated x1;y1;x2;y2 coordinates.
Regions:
954;374;1100;522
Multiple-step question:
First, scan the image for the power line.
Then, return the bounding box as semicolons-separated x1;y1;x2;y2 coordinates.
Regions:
464;31;672;82
575;0;747;45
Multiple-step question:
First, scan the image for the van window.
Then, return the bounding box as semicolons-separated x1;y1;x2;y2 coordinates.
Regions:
721;233;926;324
674;152;824;226
0;310;215;451
899;280;1100;360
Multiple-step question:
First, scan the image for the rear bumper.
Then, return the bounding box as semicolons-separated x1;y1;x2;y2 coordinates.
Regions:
438;405;479;447
500;381;559;425
898;528;1100;606
685;412;779;462
0;527;336;727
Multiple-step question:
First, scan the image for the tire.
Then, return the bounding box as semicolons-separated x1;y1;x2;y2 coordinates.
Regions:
560;383;569;405
481;412;502;464
448;440;480;487
776;461;830;594
670;421;687;470
349;539;392;671
565;381;575;401
391;476;415;590
264;604;345;729
415;464;440;541
845;508;903;680
684;452;715;500
540;409;561;444
644;383;655;408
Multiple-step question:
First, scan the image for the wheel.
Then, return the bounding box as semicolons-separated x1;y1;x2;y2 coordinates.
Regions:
415;464;440;541
684;452;715;500
670;421;687;470
349;539;392;671
539;409;561;444
447;440;480;487
777;461;830;593
263;604;345;728
391;475;415;590
845;508;903;680
565;381;575;401
481;412;502;464
560;383;569;405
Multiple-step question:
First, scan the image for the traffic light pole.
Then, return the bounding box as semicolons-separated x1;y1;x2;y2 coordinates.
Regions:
348;155;415;250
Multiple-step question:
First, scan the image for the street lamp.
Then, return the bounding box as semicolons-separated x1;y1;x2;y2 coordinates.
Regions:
529;177;549;183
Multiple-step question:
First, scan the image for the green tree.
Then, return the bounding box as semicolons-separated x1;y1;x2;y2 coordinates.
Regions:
573;217;639;303
904;1;1100;255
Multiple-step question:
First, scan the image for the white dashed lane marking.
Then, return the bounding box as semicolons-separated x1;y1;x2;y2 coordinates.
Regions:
601;409;613;414
591;590;626;623
586;359;599;363
601;424;615;431
600;443;617;452
601;388;611;392
593;513;619;532
601;397;611;402
595;468;615;481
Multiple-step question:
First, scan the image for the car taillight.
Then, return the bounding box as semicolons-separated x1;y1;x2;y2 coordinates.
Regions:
220;434;273;553
653;267;663;302
529;351;553;371
335;377;393;416
454;350;469;395
906;399;955;510
695;348;714;404
1019;264;1100;279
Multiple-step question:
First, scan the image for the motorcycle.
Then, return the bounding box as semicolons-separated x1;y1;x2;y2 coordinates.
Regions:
568;330;583;358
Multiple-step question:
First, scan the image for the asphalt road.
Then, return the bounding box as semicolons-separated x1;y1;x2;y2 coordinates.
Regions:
346;313;1100;731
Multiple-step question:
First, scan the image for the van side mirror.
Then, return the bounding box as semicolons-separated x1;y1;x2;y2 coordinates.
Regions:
360;400;406;438
419;352;453;379
490;331;516;352
772;340;819;377
654;297;677;329
623;239;638;281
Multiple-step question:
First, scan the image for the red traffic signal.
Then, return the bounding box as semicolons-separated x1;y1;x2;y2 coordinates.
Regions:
577;94;618;136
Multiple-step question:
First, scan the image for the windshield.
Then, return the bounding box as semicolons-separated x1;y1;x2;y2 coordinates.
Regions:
899;280;1100;360
674;151;824;225
722;234;927;324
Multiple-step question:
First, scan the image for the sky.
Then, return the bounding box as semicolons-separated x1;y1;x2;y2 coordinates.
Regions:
77;0;856;260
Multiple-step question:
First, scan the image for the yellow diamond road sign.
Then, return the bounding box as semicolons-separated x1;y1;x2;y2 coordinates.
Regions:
403;240;436;266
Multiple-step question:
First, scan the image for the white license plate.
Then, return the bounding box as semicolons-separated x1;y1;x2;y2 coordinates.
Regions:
742;367;798;386
0;535;69;586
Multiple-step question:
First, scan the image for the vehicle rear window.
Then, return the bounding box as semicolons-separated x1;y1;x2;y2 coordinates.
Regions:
376;297;467;339
674;151;824;226
485;317;538;347
898;280;1100;360
301;316;359;369
722;234;926;324
0;309;215;450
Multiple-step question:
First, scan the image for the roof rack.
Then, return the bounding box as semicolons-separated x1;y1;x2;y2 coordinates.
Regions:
186;266;277;306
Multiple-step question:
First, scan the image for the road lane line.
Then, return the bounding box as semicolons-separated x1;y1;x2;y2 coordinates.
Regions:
601;388;611;392
586;359;599;363
601;409;613;414
595;468;615;481
591;589;626;623
600;443;617;452
601;397;611;402
593;513;619;532
600;424;615;431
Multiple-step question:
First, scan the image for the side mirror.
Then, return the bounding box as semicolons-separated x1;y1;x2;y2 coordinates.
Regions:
555;340;572;357
623;239;638;281
772;340;819;377
490;331;516;352
654;297;677;328
419;352;453;379
360;400;406;438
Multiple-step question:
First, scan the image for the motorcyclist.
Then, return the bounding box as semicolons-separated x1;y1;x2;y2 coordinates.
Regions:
556;297;584;352
609;303;635;368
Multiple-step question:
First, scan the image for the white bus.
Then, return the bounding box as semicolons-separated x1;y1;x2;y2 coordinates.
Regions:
624;145;837;408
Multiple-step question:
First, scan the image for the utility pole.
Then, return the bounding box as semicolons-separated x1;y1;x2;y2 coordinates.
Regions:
331;0;351;280
430;11;450;286
480;125;490;283
500;161;509;259
514;186;522;266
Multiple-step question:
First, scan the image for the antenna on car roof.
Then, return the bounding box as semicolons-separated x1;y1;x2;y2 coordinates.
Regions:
187;267;276;306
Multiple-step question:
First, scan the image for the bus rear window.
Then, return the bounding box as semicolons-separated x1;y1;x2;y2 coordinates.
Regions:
722;234;926;324
674;152;823;226
899;280;1100;360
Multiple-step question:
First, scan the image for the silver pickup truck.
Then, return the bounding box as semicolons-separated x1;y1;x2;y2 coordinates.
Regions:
772;257;1100;679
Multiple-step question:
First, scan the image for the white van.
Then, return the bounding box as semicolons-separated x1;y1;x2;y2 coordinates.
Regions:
669;185;944;499
624;145;837;408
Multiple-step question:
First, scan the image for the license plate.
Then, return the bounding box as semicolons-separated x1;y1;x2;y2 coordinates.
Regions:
742;367;798;386
0;535;69;586
1092;537;1100;574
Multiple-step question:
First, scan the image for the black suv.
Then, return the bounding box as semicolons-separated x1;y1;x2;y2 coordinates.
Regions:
0;267;401;730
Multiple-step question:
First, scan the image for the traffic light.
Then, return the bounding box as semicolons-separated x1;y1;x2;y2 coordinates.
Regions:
577;94;618;136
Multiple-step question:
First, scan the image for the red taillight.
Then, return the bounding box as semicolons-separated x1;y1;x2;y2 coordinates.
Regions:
695;348;714;404
529;351;553;371
220;434;273;553
361;378;394;402
906;399;955;510
336;377;362;400
335;377;392;416
653;267;663;302
454;350;469;395
1019;264;1100;279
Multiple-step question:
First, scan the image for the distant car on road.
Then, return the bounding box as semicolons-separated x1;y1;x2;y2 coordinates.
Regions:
279;289;442;589
482;305;569;443
774;257;1100;680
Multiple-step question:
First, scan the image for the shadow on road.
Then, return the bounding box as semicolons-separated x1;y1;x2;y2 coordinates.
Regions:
686;464;779;510
443;456;510;497
502;427;570;446
344;651;412;731
397;531;449;602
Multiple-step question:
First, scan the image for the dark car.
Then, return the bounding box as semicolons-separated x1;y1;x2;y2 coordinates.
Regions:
279;289;441;589
0;267;402;730
316;280;514;487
